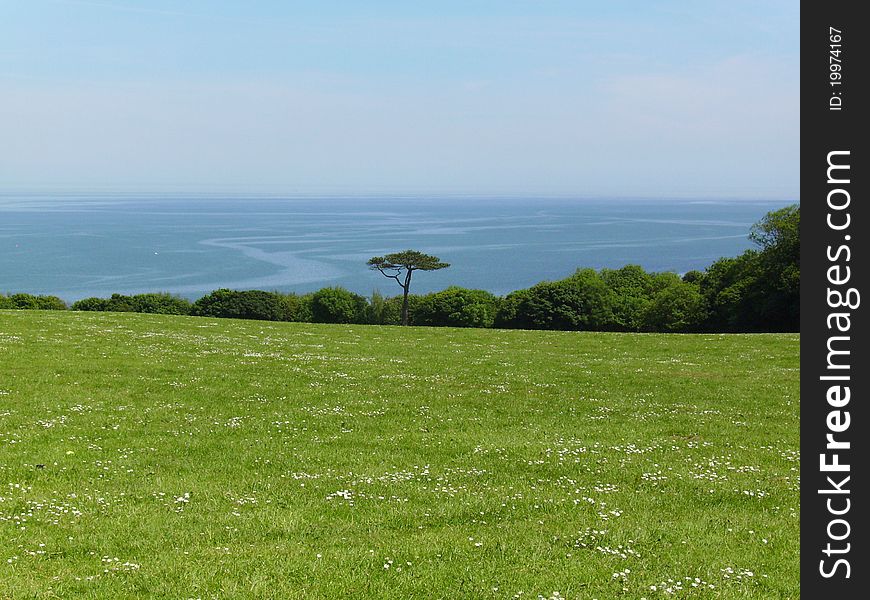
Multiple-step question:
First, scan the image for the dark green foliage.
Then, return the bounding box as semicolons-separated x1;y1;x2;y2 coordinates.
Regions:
496;269;615;331
278;293;313;322
698;252;760;331
392;295;419;324
600;265;655;331
71;297;110;311
130;293;192;315
750;204;800;255
413;287;499;328
648;272;684;293
456;302;495;329
494;288;532;329
697;204;799;331
749;204;800;330
72;293;191;315
39;295;68;310
367;250;450;273
0;295;13;309
495;266;710;333
682;270;703;284
191;289;291;321
4;293;67;310
366;290;403;325
104;293;137;312
310;287;368;324
642;282;707;332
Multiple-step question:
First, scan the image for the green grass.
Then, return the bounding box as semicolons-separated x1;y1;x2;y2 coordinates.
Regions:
0;311;799;599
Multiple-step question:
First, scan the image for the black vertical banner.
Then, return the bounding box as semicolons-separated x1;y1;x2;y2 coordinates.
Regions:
801;2;868;597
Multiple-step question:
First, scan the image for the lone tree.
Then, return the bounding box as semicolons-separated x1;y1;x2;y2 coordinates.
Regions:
367;250;449;325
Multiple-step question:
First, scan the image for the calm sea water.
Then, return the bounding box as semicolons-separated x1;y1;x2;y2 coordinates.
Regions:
0;195;791;301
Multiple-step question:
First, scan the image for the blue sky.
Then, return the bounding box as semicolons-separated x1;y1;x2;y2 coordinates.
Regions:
1;1;799;198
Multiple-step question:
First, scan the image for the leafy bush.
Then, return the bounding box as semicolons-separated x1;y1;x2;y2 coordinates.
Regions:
600;265;654;331
40;295;68;310
682;270;703;284
279;293;313;322
366;290;402;325
132;293;192;315
696;204;799;332
103;294;137;312
71;297;110;311
749;204;800;331
6;293;67;310
494;289;532;329
191;289;291;321
71;293;191;314
414;287;499;328
310;287;367;324
642;283;707;332
698;252;761;332
497;269;615;331
0;295;13;309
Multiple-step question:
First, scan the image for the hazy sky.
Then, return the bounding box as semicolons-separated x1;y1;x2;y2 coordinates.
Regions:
1;1;799;198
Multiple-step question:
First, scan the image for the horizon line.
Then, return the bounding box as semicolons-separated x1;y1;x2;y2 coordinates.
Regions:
0;187;799;203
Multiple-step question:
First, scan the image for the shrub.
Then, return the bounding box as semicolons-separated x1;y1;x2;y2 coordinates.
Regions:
494;289;532;329
310;287;367;324
130;293;192;315
71;297;110;311
698;252;761;331
695;205;799;332
34;295;67;310
600;265;654;331
414;287;499;328
71;293;191;314
103;294;137;312
366;290;402;325
456;302;496;328
642;282;707;332
0;295;13;309
682;270;704;284
749;205;800;331
7;293;67;310
648;272;684;293
497;269;614;331
191;289;290;321
278;293;312;322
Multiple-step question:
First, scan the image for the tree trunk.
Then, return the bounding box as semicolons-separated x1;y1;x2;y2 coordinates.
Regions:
400;270;413;325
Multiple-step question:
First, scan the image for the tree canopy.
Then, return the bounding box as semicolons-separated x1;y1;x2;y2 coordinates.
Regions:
367;250;449;325
699;203;799;331
367;250;449;277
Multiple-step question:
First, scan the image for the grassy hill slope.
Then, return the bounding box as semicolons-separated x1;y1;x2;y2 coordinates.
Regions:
0;311;799;599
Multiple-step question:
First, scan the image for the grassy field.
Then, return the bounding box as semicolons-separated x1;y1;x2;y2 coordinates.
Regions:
0;311;799;599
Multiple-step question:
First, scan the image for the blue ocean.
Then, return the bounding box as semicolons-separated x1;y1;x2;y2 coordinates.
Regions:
0;195;792;301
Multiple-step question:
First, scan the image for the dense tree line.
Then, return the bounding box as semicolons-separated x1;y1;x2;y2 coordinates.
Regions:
0;293;67;311
1;205;799;333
